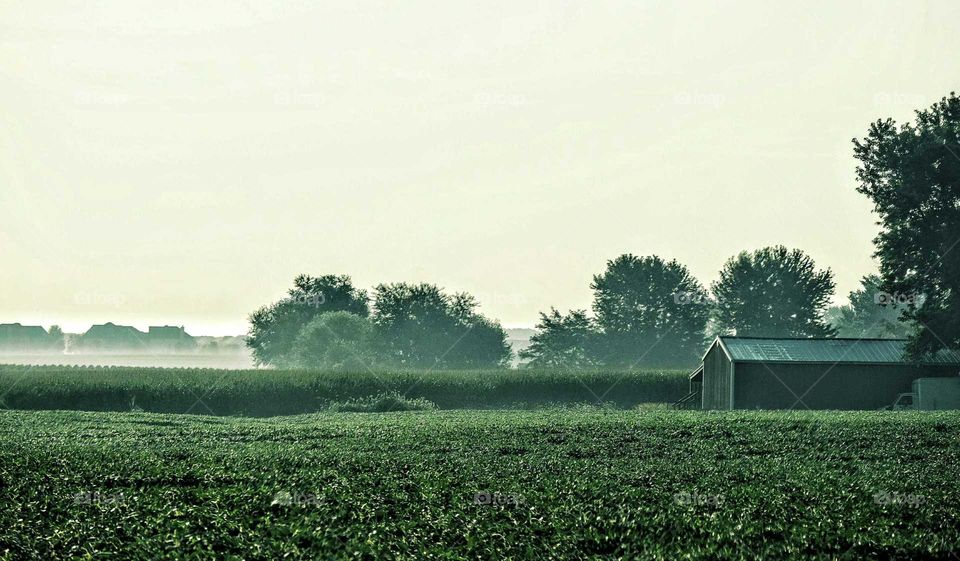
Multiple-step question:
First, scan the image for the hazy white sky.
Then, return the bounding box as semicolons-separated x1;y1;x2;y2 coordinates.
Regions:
2;1;958;335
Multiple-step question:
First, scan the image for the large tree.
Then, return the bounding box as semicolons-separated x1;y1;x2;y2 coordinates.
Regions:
47;325;65;351
519;308;600;368
371;283;511;368
289;311;377;370
825;275;916;339
246;274;369;366
591;254;710;367
854;93;960;357
711;246;836;338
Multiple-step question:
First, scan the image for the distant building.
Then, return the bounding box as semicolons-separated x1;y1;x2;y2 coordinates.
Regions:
0;323;62;351
686;337;960;410
146;326;196;351
77;323;148;351
75;323;197;352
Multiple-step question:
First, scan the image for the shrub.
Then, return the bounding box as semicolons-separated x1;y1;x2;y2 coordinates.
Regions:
328;392;437;412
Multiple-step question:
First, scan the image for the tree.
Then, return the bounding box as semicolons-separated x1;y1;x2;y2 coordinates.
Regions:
371;283;511;368
519;308;599;367
290;311;377;370
591;254;710;367
854;93;960;358
826;275;917;339
246;274;368;366
47;325;65;351
711;246;836;338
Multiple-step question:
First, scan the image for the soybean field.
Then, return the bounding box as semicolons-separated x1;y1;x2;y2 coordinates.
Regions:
2;409;958;560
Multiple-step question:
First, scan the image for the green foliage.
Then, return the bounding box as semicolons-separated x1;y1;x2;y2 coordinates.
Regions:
246;274;369;366
248;277;511;369
826;275;916;338
328;392;437;412
520;308;600;367
289;311;377;370
0;365;688;415
591;254;710;367
371;283;511;368
3;409;959;559
47;325;64;348
854;92;960;358
711;246;836;338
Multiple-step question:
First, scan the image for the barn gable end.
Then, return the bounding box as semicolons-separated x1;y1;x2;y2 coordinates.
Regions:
701;338;734;410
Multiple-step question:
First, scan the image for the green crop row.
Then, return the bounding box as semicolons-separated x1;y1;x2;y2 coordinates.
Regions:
0;364;689;415
2;409;958;560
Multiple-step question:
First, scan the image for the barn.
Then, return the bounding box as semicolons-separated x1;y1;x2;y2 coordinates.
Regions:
688;336;960;410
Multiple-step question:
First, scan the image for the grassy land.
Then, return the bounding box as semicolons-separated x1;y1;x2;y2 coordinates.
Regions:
0;365;689;415
2;409;958;560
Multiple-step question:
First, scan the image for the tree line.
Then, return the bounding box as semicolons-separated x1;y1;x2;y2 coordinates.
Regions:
525;92;960;366
246;249;912;370
246;275;512;369
522;247;840;368
248;93;960;369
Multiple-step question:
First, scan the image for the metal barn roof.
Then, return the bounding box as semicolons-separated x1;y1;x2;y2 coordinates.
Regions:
717;336;960;365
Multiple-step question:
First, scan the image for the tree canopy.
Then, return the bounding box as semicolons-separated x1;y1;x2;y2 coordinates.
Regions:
826;275;916;339
711;246;836;338
290;311;377;370
854;92;960;357
591;254;710;367
247;277;510;369
246;274;369;366
371;283;511;369
519;309;599;368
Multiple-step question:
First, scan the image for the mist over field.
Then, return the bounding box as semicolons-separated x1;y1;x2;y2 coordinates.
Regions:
0;351;256;370
0;329;534;369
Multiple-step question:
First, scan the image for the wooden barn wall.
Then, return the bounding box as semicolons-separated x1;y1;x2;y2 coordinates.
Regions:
733;363;959;410
689;370;703;396
701;344;732;410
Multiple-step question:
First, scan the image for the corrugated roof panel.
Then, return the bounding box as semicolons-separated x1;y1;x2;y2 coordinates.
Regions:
719;337;960;364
